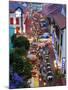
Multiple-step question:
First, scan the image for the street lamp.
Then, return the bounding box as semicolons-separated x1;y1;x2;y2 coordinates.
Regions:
54;60;57;68
39;78;42;81
43;82;46;86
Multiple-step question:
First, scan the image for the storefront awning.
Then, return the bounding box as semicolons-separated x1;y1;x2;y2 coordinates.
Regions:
52;13;66;29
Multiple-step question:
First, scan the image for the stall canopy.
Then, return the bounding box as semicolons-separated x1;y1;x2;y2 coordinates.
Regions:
42;4;66;29
52;13;66;29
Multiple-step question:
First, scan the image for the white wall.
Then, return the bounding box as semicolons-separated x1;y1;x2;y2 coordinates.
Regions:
9;13;16;28
23;14;26;33
62;29;66;58
9;9;22;33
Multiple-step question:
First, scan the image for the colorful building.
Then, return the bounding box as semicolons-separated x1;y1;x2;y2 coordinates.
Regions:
9;7;23;34
9;7;23;48
42;4;66;73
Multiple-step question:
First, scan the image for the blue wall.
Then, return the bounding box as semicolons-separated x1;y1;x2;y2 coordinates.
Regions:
9;26;15;49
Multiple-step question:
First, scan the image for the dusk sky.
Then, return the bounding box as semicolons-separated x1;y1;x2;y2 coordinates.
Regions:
9;1;66;17
9;1;30;10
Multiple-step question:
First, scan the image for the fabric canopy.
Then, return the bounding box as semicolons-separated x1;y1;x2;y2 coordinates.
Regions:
52;13;66;29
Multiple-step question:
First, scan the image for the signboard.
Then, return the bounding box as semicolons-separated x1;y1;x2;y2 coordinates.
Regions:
62;57;66;74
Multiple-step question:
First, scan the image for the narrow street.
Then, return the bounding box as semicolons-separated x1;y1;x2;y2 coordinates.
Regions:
28;37;66;87
27;39;55;87
9;2;66;88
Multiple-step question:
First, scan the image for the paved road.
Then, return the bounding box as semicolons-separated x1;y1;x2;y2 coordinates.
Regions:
28;42;65;87
38;43;56;86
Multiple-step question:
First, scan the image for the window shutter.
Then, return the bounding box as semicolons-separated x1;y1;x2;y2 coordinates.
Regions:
16;18;19;24
10;18;13;24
